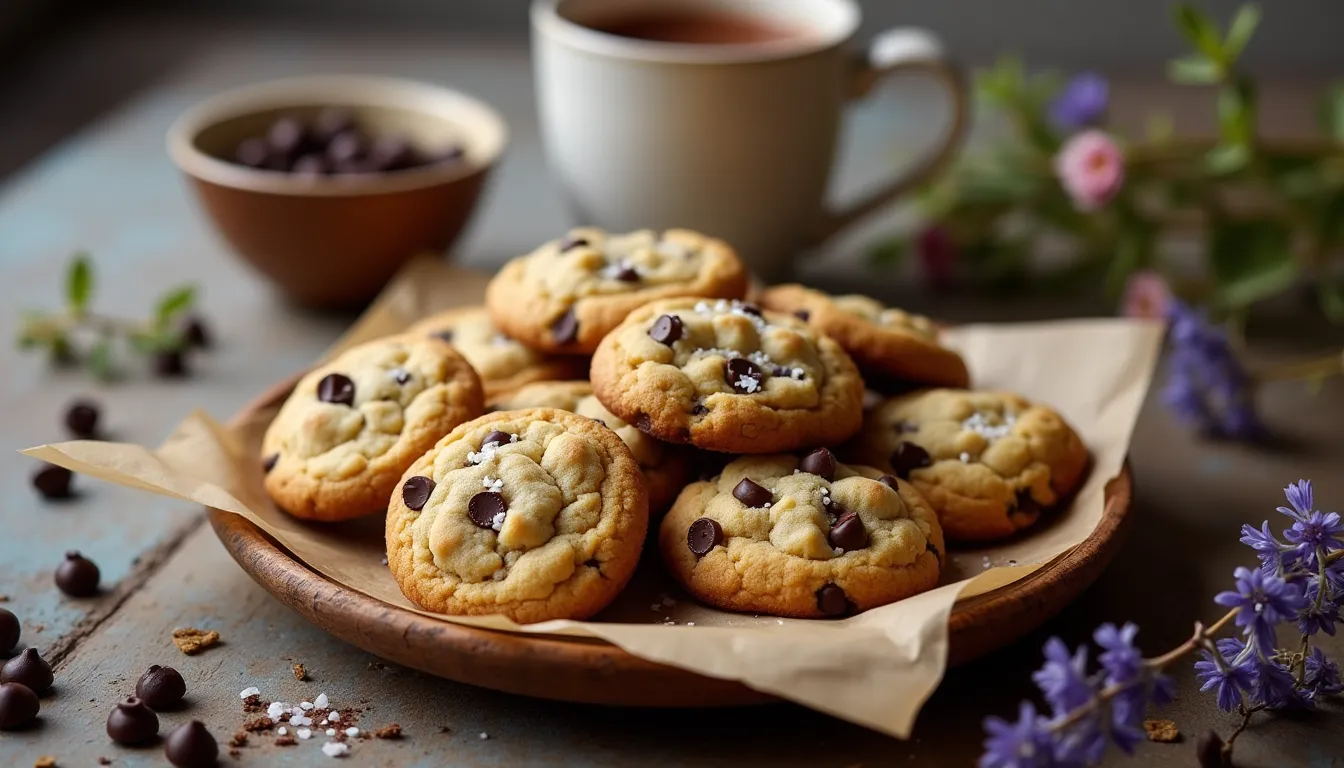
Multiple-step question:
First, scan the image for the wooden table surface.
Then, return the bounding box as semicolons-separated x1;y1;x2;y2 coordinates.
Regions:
1;22;1342;767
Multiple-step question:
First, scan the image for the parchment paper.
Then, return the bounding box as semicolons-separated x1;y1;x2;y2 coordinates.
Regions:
25;255;1164;737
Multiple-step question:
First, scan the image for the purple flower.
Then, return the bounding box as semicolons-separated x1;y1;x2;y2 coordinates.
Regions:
1214;567;1308;651
1050;72;1109;129
1240;521;1297;575
1285;511;1344;557
1054;718;1106;766
980;702;1055;768
1195;644;1254;712
1107;689;1147;754
1278;480;1314;521
1304;646;1343;699
1251;657;1304;709
1094;623;1140;684
1298;578;1341;637
1032;637;1094;716
1161;301;1261;439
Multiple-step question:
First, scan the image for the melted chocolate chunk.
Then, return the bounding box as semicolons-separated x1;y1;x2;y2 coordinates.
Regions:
687;517;723;556
731;478;772;508
633;413;653;433
316;373;355;406
649;314;683;346
401;476;435;511
262;453;279;473
798;448;837;481
815;584;849;617
828;512;868;551
551;309;579;345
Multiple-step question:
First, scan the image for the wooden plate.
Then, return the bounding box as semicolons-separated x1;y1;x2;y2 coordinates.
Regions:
208;378;1133;707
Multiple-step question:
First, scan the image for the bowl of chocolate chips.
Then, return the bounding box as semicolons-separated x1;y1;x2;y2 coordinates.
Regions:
167;75;507;308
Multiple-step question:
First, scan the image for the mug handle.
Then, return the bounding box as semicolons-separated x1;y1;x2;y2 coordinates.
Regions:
814;28;969;242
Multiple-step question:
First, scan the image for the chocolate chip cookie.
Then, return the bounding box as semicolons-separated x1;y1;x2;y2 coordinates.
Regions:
759;284;969;388
407;306;587;399
659;449;943;618
848;389;1088;542
386;409;649;623
484;227;749;355
262;334;484;521
491;381;690;514
589;298;865;454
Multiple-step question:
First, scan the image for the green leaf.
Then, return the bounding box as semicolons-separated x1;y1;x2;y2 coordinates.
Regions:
1205;143;1251;175
1318;281;1344;324
1223;4;1261;61
1217;79;1256;145
1209;219;1297;308
130;328;185;354
867;239;907;269
1167;55;1221;85
1144;113;1176;142
87;338;115;381
65;254;93;314
1173;4;1226;62
1317;83;1344;141
154;285;197;329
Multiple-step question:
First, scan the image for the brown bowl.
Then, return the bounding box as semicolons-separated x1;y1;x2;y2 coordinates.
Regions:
167;76;507;308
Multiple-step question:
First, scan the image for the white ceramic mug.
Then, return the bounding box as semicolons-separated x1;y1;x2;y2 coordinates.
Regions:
531;0;967;280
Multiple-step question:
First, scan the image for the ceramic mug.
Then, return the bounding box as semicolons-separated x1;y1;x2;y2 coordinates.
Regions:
531;0;967;280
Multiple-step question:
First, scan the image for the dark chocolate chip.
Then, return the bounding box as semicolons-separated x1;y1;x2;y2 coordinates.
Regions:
369;134;415;171
926;540;941;563
135;665;186;711
65;399;100;438
326;130;365;165
262;453;279;474
292;153;329;176
829;512;868;551
55;551;100;597
153;350;188;378
724;358;764;394
633;413;653;433
234;138;270;169
731;478;772;508
815;584;849;617
432;144;466;164
551;309;579;345
182;315;212;349
312;107;355;143
613;264;640;282
468;492;507;529
1012;489;1042;520
317;373;356;406
738;303;763;316
798;447;837;481
890;441;932;479
401;476;435;511
165;720;218;768
590;418;606;427
649;314;683;346
771;365;789;378
1195;730;1225;768
267;117;309;159
33;464;74;500
482;430;512;448
687;517;723;556
558;235;589;252
0;608;18;654
392;368;411;385
793;309;810;321
107;696;159;745
878;474;899;490
1;648;53;694
0;682;39;730
433;329;454;343
692;404;708;416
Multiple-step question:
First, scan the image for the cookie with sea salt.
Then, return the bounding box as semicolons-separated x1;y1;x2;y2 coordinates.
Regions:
659;449;943;618
589;298;865;454
262;334;484;521
491;380;690;514
484;227;749;355
386;409;648;623
759;284;969;388
408;306;587;399
848;389;1088;542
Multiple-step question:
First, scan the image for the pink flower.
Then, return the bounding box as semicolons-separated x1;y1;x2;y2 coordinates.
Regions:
1054;129;1124;210
1121;270;1170;319
917;225;956;289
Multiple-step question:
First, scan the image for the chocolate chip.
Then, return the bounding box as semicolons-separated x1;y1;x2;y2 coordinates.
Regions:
878;474;900;490
234;138;270;168
154;349;188;378
633;413;653;433
433;329;454;343
165;720;219;768
267;117;309;159
391;368;411;385
182;315;212;349
135;665;186;711
649;314;683;346
369;134;415;171
432;144;466;164
793;309;810;321
468;492;507;529
738;303;763;316
482;430;512;448
262;453;279;474
401;476;435;511
692;404;708;416
614;265;640;282
558;235;589;252
551;309;579;345
1013;489;1042;520
829;512;868;551
292;153;328;176
32;463;74;500
890;441;932;479
1;648;53;694
55;551;100;597
731;478;772;508
312;107;355;143
926;540;941;563
687;518;723;556
798;448;837;481
0;682;39;730
107;696;159;745
815;584;849;617
326;130;366;165
65;399;100;438
0;608;18;654
724;358;763;394
317;373;356;406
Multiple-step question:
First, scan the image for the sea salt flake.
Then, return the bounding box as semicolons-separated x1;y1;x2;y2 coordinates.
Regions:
686;622;696;627
833;547;844;556
491;334;512;347
479;732;490;740
239;687;260;699
277;727;288;736
300;701;314;710
297;727;312;740
736;375;760;393
962;411;1016;442
345;728;360;738
790;368;805;380
327;710;339;721
482;476;503;493
959;452;971;463
491;512;506;531
322;741;350;757
327;728;337;736
314;694;330;709
267;702;287;719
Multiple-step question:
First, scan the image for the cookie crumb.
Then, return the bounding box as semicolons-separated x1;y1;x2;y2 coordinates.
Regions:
0;594;9;602
228;748;241;760
293;663;308;681
243;717;274;732
241;693;267;712
98;759;111;766
274;736;297;747
171;627;221;655
1144;719;1181;743
230;732;249;748
35;758;57;768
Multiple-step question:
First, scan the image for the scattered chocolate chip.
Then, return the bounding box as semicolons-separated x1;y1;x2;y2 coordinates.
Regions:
165;720;218;768
107;696;159;745
316;373;356;406
648;314;683;346
229;731;248;748
732;478;772;508
738;303;763;316
829;512;869;551
0;608;18;654
468;492;507;530
392;368;411;385
890;441;932;479
1195;730;1225;768
1;648;53;694
432;329;454;343
558;235;589;252
55;551;100;597
135;665;186;710
687;517;723;556
633;413;653;433
613;264;640;282
815;584;849;617
262;453;279;473
551;309;579;345
482;430;512;448
154;350;188;378
0;682;39;730
182;316;212;349
64;399;100;438
724;358;763;394
793;309;810;321
798;448;837;481
692;404;708;416
32;464;74;500
401;476;435;511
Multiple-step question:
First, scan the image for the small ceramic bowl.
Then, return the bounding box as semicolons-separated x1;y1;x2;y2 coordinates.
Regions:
168;76;507;308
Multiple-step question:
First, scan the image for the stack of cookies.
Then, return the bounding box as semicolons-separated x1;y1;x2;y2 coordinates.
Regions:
259;227;1088;623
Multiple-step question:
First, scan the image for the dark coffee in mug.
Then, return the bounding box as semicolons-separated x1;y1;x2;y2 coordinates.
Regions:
590;10;803;44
